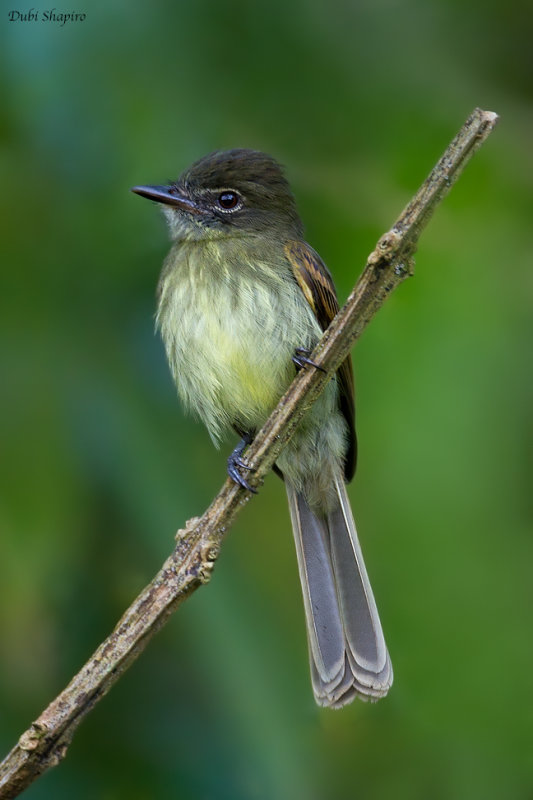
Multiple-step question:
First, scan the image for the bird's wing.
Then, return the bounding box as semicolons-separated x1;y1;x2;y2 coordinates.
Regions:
284;240;356;481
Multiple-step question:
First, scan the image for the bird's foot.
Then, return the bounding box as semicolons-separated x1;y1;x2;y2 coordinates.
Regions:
292;347;326;372
227;436;257;493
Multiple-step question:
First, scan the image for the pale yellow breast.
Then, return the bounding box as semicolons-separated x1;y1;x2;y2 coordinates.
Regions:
157;241;321;442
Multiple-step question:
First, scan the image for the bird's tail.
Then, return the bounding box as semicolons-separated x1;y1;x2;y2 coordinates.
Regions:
286;474;393;707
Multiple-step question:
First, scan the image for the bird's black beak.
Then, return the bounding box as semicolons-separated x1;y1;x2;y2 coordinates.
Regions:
131;184;202;215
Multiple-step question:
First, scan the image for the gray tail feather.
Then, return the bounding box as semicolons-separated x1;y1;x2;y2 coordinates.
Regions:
286;475;393;708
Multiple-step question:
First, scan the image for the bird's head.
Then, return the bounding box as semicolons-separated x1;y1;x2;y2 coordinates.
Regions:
132;149;303;241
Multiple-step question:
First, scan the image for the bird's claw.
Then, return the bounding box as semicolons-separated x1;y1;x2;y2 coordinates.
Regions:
292;347;326;373
227;439;258;493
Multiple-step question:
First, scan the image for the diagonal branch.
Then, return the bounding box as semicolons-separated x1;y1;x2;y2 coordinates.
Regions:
0;108;498;800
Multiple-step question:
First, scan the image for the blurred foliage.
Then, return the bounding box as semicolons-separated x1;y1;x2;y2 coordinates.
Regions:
1;0;532;798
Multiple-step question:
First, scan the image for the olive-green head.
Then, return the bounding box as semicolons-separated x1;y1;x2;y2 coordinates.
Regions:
132;149;304;241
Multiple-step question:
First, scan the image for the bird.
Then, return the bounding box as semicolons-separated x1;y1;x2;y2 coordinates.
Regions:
132;149;392;707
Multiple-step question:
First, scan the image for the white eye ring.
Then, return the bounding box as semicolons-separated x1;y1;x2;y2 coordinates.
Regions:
217;191;241;211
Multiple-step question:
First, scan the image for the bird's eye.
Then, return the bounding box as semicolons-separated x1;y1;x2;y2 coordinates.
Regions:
217;191;240;210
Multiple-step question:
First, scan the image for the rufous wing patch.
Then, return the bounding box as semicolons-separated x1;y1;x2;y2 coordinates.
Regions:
284;240;357;481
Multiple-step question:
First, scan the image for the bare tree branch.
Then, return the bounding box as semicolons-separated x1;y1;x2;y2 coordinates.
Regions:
0;108;498;800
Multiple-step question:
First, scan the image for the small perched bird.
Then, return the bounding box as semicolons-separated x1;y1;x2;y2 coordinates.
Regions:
132;149;392;707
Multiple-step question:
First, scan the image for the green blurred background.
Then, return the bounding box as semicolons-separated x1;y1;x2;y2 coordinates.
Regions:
1;0;532;798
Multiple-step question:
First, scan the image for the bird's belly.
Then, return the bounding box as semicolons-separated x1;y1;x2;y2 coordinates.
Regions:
159;275;317;441
201;313;293;423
